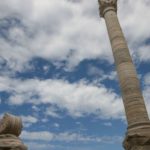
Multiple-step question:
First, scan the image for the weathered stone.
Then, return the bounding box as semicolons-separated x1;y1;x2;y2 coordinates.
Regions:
0;113;27;150
0;113;22;137
0;134;27;150
98;0;117;17
123;132;150;150
98;0;150;149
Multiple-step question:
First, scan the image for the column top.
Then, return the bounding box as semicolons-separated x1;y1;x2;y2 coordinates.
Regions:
0;113;22;137
98;0;118;17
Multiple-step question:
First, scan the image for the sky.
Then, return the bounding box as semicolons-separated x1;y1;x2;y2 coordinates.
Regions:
0;0;150;150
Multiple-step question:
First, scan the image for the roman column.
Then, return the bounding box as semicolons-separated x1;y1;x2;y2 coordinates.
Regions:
98;0;150;149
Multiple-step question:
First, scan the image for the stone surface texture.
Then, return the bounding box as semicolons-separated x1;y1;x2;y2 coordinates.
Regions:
0;113;27;150
98;0;117;17
98;0;150;149
123;133;150;150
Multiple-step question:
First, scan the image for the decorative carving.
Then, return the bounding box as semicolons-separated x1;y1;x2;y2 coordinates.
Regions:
0;113;27;150
98;0;118;17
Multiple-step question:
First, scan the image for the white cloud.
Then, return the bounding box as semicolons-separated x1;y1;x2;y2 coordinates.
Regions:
2;0;149;121
143;73;150;117
0;1;149;149
21;130;123;150
24;142;55;150
0;0;113;72
0;0;149;73
87;65;117;81
45;106;61;118
32;105;40;112
144;73;150;85
0;0;149;72
21;115;38;127
103;122;112;127
119;0;150;43
0;76;124;120
22;131;53;141
53;123;60;128
118;0;150;63
21;130;122;144
0;0;149;71
0;0;149;127
137;45;150;62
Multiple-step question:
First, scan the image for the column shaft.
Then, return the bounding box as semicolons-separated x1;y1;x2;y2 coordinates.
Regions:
103;10;149;127
98;1;150;149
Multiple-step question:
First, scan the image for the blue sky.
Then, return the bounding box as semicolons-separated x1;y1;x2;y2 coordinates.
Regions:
0;0;150;150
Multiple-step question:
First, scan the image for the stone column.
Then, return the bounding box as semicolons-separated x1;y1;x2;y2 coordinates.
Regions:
98;0;150;149
0;113;27;150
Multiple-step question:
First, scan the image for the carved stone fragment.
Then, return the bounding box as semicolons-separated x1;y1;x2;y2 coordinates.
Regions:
0;113;27;150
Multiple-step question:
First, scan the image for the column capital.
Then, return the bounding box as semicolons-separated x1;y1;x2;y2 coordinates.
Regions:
98;0;118;17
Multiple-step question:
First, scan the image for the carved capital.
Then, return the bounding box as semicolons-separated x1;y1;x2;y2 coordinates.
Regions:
98;0;118;17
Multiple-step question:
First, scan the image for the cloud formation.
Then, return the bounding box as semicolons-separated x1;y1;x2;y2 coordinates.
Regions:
21;115;38;127
0;1;150;150
143;73;150;116
0;0;110;72
0;76;124;119
0;0;149;126
1;0;149;72
21;130;122;143
21;130;122;150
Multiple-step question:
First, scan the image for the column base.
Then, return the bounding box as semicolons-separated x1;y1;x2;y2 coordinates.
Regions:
123;122;150;150
123;134;150;150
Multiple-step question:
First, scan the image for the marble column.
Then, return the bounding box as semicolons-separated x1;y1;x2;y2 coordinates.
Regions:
98;0;150;149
